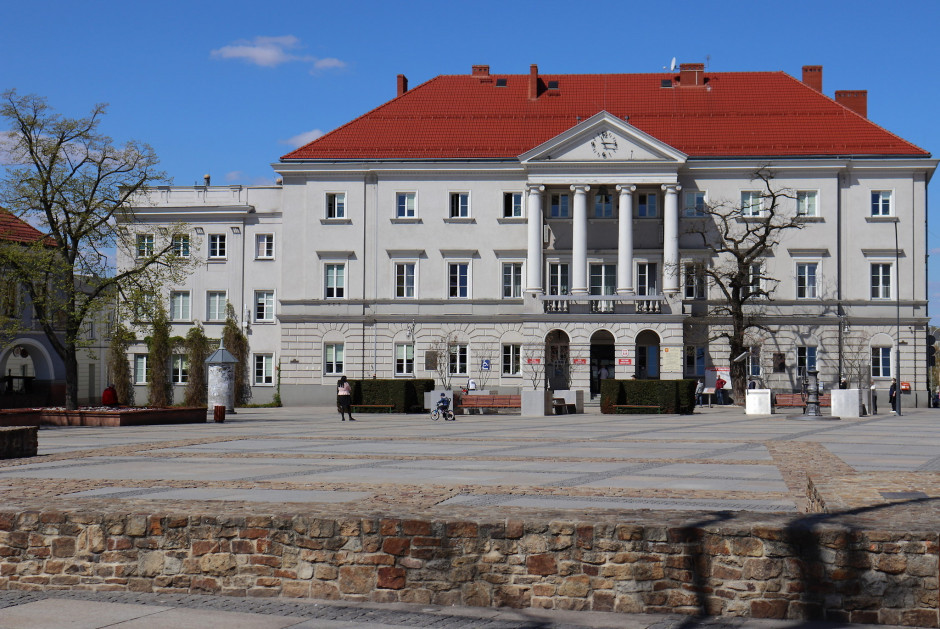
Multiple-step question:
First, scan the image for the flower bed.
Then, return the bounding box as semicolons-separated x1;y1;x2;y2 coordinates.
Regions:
0;409;42;427
38;407;207;427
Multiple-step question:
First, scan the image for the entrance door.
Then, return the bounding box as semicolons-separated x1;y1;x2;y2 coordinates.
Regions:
635;330;661;379
590;330;615;398
545;330;570;390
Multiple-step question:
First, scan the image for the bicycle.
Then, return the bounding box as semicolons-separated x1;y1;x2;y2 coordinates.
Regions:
430;405;455;421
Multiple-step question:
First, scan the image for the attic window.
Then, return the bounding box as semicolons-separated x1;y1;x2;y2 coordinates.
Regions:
661;79;673;88
496;78;507;87
547;80;559;89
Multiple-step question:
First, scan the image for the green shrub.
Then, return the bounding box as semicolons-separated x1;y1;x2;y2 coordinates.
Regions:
346;379;435;413
600;379;697;415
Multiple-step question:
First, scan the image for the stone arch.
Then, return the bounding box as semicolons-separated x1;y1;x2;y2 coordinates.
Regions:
634;329;661;379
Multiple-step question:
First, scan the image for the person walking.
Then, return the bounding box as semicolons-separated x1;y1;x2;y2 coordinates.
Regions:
695;379;704;407
337;375;355;421
870;380;878;414
889;378;898;414
714;376;726;405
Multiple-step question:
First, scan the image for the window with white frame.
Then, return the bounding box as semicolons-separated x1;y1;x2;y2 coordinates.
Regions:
683;191;707;217
449;262;469;298
254;353;274;385
503;192;523;218
136;234;154;258
796;262;818;299
870;263;892;299
133;354;149;384
395;263;415;298
796;191;818;217
636;262;658;296
502;344;521;375
395;343;414;375
396;192;416;218
548;263;569;295
325;264;345;299
685;345;706;377
449;192;470;218
206;291;227;321
255;234;274;259
742;263;763;299
172;354;189;384
593;193;613;218
324;343;344;374
797;346;817;376
254;290;274;322
871;346;891;378
502;262;523;298
871;190;892;217
741;191;763;217
170;291;191;321
449;343;468;375
637;193;657;218
589;263;616;311
172;234;190;257
326;193;346;219
550;193;570;218
747;347;761;377
684;263;705;299
208;234;227;258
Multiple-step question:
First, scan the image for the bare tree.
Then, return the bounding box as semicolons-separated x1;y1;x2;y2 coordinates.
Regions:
427;332;457;389
523;343;546;391
686;169;805;404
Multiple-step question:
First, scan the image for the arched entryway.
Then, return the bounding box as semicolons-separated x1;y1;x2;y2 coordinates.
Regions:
590;330;615;398
545;330;570;391
0;337;58;408
635;330;661;379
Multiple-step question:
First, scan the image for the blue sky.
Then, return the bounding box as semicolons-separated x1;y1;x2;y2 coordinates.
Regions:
3;0;939;317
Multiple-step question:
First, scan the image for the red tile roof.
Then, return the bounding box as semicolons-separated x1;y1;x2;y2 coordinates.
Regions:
282;71;929;161
0;211;48;244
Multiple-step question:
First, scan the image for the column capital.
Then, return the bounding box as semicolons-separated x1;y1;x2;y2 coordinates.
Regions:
661;183;682;194
525;183;545;194
615;184;637;194
569;184;591;193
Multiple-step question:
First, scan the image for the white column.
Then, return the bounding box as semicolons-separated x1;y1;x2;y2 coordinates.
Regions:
616;184;636;295
570;184;590;295
525;184;545;294
662;184;681;294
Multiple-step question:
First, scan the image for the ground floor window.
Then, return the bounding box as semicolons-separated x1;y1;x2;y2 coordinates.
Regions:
449;343;468;375
502;344;521;375
255;353;274;385
684;345;705;377
747;347;761;377
871;347;891;378
324;343;344;374
172;354;189;384
395;343;414;375
796;346;817;376
134;354;149;385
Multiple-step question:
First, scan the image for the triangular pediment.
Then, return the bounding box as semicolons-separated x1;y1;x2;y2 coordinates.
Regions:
519;111;687;164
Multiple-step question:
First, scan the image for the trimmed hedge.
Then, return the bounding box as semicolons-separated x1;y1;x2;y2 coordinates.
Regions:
345;379;435;413
600;379;697;414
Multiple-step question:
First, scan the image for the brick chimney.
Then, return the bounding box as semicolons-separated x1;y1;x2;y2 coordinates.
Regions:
802;65;823;92
835;90;868;118
678;63;705;87
472;65;490;76
397;74;408;97
529;64;539;100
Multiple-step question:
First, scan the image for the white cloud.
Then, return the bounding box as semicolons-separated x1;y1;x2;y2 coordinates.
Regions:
930;248;940;255
313;57;347;71
279;129;324;149
225;170;243;182
211;36;346;74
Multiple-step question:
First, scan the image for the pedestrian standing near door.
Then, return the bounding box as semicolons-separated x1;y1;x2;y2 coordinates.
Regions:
337;375;355;421
870;380;878;414
889;378;898;414
714;376;726;405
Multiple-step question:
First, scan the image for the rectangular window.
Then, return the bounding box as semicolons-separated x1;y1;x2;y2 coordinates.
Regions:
503;192;523;218
871;347;891;378
590;263;616;312
449;192;470;218
396;192;416;218
395;343;414;375
747;347;761;378
683;191;706;217
549;263;569;295
255;234;274;259
550;194;570;218
796;263;818;299
449;344;468;375
797;346;817;376
133;354;149;385
593;193;613;218
871;190;892;217
741;191;763;217
685;346;706;377
325;264;345;299
254;290;274;322
136;234;154;258
637;193;657;218
684;263;705;299
449;263;469;298
326;193;346;219
870;263;891;299
206;291;227;321
796;191;818;217
395;263;415;298
637;263;658;296
502;262;523;298
502;344;521;376
170;291;191;321
172;234;190;257
742;263;762;299
254;353;274;385
171;354;189;384
208;234;227;259
324;344;344;374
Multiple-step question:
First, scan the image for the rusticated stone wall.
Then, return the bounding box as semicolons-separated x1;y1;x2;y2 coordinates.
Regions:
0;427;37;459
0;509;936;627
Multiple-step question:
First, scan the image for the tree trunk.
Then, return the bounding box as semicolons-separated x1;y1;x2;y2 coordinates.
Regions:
64;342;79;410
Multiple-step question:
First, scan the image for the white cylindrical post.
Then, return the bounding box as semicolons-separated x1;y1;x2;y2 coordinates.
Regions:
616;184;636;295
662;184;681;294
570;185;590;295
525;184;545;294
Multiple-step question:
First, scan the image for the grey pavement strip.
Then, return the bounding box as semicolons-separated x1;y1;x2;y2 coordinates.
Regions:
916;452;940;471
62;486;370;503
440;493;796;513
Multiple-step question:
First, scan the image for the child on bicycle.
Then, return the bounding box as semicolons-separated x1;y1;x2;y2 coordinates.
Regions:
436;393;450;412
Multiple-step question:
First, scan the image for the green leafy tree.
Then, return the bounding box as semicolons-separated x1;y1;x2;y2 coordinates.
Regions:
222;303;251;405
147;303;172;408
183;324;211;407
0;90;195;409
107;321;134;406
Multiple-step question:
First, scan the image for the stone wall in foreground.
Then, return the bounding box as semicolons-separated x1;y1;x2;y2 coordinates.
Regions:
0;427;37;459
0;509;936;627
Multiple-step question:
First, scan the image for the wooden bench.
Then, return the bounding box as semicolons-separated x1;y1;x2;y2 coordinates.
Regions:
552;398;577;414
349;404;395;413
613;404;663;414
457;395;521;413
773;393;831;409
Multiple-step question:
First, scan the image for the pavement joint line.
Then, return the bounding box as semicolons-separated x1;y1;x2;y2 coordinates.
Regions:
444;492;797;512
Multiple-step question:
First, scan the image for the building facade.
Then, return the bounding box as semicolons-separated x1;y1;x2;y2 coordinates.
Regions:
125;63;936;406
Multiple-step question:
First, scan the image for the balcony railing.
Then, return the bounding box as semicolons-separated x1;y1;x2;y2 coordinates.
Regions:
542;294;665;314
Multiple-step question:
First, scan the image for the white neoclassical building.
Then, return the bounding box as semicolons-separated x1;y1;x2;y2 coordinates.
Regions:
124;63;936;406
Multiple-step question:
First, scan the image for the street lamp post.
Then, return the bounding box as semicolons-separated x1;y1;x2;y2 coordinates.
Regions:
894;218;902;416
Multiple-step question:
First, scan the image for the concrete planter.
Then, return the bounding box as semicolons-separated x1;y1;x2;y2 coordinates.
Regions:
831;389;863;418
0;409;42;427
745;389;772;415
38;407;208;427
521;389;552;416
